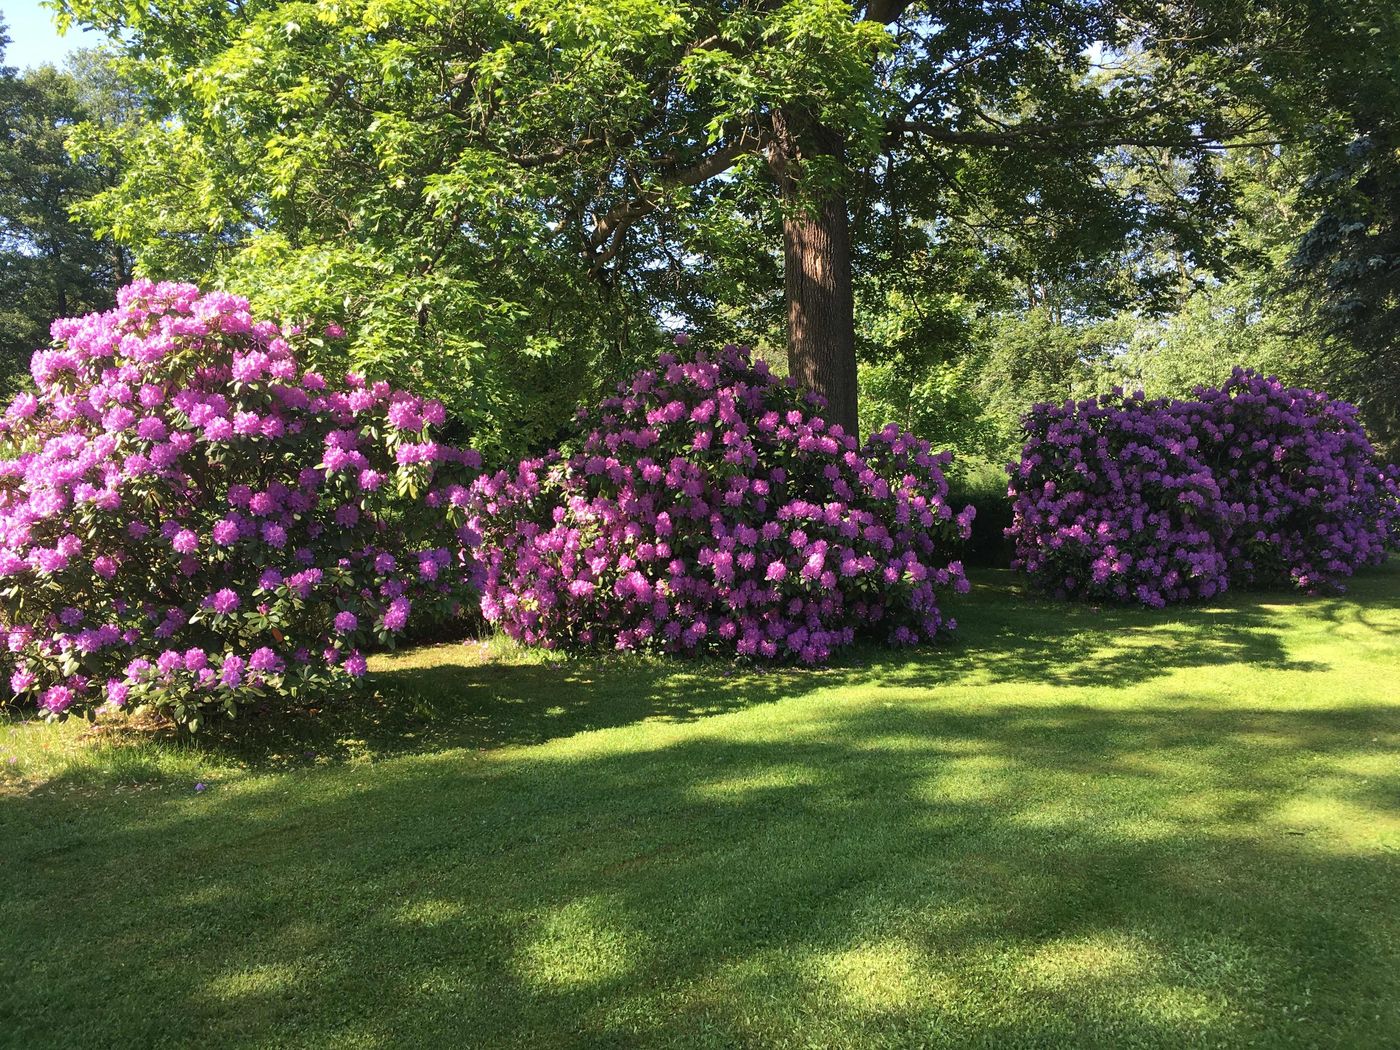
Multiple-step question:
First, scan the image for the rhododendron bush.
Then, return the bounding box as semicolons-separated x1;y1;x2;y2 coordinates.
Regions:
1005;391;1233;605
1186;372;1399;589
0;282;480;725
468;343;975;663
1009;369;1399;604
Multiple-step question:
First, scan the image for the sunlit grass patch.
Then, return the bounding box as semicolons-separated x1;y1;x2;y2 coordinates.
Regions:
2;562;1398;1049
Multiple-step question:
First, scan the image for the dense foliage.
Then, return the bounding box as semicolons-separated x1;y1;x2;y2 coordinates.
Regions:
0;282;480;725
1007;390;1234;606
56;0;1378;443
469;342;974;663
1189;371;1399;589
0;30;129;393
1009;370;1399;604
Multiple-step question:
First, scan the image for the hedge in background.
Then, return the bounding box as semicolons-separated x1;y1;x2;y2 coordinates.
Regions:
1009;369;1398;604
469;343;975;663
0;282;480;725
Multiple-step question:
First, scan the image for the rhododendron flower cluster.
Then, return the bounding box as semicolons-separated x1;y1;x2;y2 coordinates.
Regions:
0;282;480;724
468;343;974;663
1009;369;1399;604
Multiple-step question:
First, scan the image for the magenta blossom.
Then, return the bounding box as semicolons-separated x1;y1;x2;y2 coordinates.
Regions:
1007;369;1398;603
469;343;972;663
0;281;482;724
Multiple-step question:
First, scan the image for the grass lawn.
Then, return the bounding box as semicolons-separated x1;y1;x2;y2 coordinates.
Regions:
2;563;1399;1049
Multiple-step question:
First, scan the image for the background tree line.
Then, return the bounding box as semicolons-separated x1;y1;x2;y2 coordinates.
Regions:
4;0;1398;465
0;20;129;395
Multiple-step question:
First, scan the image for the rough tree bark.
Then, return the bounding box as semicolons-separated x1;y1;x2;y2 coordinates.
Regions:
769;109;860;437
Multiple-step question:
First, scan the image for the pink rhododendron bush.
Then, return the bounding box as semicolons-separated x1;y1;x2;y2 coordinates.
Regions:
468;343;975;663
0;282;481;725
1009;369;1399;604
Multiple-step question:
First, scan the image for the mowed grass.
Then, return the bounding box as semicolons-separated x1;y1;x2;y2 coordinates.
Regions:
2;564;1399;1049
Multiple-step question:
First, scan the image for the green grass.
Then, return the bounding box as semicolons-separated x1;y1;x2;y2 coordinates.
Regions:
3;564;1399;1049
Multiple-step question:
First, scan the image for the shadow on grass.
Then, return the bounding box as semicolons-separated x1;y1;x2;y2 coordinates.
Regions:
156;655;857;771
4;695;1399;1048
12;561;1396;780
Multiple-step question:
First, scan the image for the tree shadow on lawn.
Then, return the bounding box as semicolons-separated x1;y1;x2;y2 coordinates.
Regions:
5;695;1399;1049
27;562;1394;776
915;581;1315;691
174;654;855;769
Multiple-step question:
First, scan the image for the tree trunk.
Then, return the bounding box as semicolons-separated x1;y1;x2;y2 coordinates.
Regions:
770;111;860;437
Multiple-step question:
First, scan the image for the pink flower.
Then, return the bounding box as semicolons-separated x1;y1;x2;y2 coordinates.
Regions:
248;647;283;674
0;280;485;723
40;685;74;713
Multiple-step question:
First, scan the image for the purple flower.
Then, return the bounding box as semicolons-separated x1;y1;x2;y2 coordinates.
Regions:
1006;369;1397;603
333;610;358;634
208;589;240;615
261;522;288;549
219;654;246;688
468;342;974;662
0;280;486;724
40;685;74;713
248;647;283;674
382;596;411;632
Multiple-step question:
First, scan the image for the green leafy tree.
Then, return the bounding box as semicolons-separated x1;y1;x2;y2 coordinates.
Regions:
54;0;1370;442
0;29;128;389
1287;7;1400;452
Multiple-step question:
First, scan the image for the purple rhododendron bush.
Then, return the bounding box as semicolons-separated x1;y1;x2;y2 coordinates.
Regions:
0;282;481;725
1187;370;1399;590
1010;368;1399;605
1005;390;1234;606
468;343;975;664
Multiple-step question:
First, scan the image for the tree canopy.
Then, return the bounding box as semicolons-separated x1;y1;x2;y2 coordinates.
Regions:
41;0;1400;455
0;23;128;389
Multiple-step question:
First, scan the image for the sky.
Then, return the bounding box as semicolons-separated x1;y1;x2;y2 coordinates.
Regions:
1;0;102;70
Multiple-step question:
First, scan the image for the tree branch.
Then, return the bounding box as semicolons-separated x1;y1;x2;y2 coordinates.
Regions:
862;0;917;25
887;119;1288;154
584;128;764;267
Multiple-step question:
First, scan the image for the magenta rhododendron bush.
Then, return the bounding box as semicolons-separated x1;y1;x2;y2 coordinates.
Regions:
0;282;480;724
468;343;975;663
1009;369;1399;604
